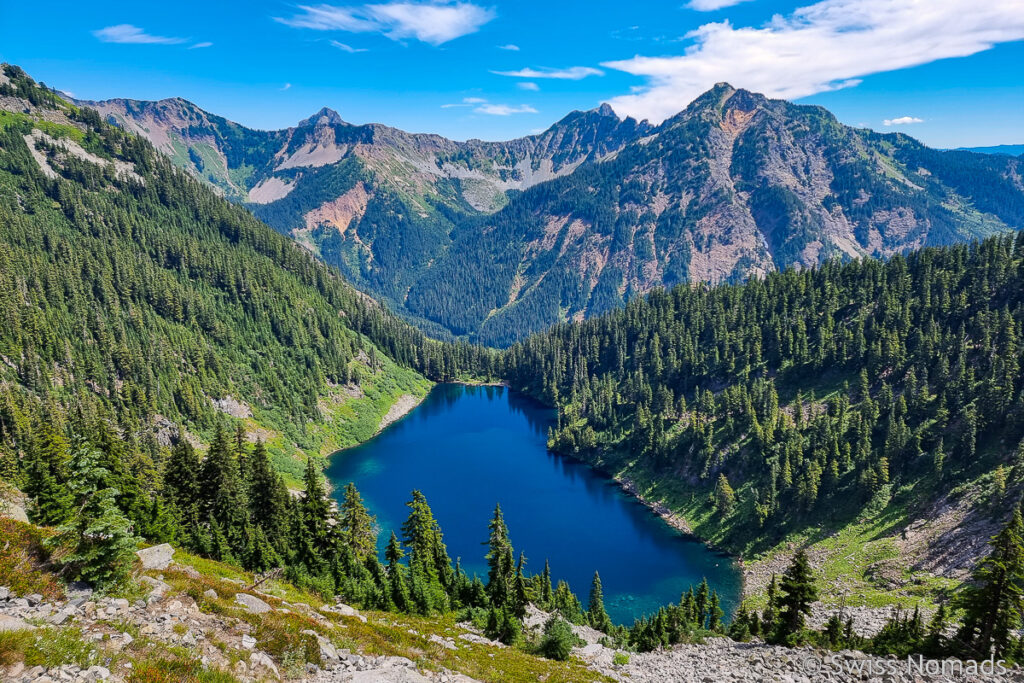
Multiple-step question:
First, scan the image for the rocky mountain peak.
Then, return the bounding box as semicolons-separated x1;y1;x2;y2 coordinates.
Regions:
596;102;617;118
298;106;346;128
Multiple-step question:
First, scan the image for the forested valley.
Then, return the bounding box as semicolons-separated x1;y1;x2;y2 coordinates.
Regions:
4;63;1024;668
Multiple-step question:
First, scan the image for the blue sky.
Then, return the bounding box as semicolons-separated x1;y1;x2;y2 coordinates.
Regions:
2;0;1022;147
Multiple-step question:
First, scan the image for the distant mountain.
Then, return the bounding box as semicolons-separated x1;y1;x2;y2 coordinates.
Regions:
83;86;1024;346
81;94;649;336
955;144;1024;156
0;64;471;481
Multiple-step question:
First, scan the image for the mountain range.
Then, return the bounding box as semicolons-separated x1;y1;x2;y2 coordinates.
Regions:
82;86;1024;346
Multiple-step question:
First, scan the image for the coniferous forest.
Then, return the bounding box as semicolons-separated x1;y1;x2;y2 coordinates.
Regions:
5;62;1024;668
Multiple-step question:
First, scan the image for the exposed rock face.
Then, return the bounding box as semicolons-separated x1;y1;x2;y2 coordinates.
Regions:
234;593;272;614
81;86;1024;346
135;544;175;570
377;394;421;432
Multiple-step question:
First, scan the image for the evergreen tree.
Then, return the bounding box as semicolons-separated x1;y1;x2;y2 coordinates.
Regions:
957;508;1024;658
47;440;138;589
385;531;410;612
775;550;818;643
708;590;723;632
587;571;613;633
24;422;72;526
301;456;332;557
539;616;575;661
485;503;515;608
714;473;736;515
200;426;247;548
541;558;553;606
340;482;377;562
164;439;200;514
247;440;288;538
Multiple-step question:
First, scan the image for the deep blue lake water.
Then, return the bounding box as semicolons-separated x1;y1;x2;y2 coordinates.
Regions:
325;383;741;624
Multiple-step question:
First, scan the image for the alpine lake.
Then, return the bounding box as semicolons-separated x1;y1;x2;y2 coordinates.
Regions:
326;383;741;624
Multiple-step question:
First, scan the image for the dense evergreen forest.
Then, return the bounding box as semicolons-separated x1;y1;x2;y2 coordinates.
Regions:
503;231;1024;553
6;63;1024;664
0;64;493;482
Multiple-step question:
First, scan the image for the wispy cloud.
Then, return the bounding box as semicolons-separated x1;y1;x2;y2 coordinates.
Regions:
441;96;537;115
884;116;924;126
276;2;495;45
497;43;519;51
93;24;186;45
331;40;368;52
189;41;214;49
686;0;753;10
517;82;539;91
602;0;1024;123
492;66;603;80
475;103;538;115
441;97;487;107
281;83;293;91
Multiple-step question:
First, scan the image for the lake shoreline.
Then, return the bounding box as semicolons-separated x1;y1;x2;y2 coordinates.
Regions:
550;447;749;603
325;383;742;622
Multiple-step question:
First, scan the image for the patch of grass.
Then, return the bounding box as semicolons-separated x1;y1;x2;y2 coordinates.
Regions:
23;627;100;669
0;518;64;600
128;657;240;683
612;651;630;666
0;630;34;666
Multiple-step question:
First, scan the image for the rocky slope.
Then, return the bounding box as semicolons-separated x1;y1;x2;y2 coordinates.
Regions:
4;533;1015;683
84;85;1024;345
81;94;648;332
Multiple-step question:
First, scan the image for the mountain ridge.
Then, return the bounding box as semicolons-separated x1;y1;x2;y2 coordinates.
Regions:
79;84;1024;346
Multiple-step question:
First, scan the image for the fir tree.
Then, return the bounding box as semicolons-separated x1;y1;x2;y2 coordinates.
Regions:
247;440;288;537
587;571;613;633
47;440;138;589
163;439;200;514
340;482;377;562
24;422;72;526
485;503;514;608
385;531;410;612
776;550;818;643
957;508;1024;658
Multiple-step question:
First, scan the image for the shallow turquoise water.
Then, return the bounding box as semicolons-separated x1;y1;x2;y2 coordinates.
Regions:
325;383;741;624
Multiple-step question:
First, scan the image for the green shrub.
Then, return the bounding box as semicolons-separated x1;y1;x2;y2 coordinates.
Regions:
539;617;576;661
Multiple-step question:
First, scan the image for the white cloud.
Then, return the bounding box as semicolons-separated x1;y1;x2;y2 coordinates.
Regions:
517;81;539;91
475;103;537;115
276;2;495;45
441;97;537;115
492;66;603;80
189;41;213;49
93;24;186;45
602;0;1024;123
497;43;519;50
883;116;924;126
281;83;292;91
441;96;486;107
687;0;753;10
331;40;368;52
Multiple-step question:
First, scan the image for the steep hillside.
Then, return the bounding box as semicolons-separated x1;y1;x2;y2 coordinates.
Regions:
0;64;489;484
408;85;1024;345
83;95;648;331
502;229;1024;612
87;86;1024;346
